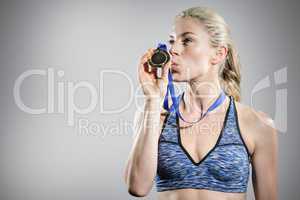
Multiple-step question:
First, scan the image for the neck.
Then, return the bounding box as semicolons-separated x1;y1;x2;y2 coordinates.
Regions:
183;77;225;115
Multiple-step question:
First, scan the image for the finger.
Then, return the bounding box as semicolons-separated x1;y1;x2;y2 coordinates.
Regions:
140;48;156;65
140;48;157;73
138;47;158;78
145;48;155;61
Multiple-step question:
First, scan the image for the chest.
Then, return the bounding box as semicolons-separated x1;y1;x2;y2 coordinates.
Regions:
157;141;250;182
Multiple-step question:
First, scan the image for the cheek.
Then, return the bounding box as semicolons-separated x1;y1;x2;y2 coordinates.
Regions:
182;48;211;76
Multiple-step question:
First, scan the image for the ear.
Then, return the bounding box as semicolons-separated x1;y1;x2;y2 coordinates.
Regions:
210;46;228;65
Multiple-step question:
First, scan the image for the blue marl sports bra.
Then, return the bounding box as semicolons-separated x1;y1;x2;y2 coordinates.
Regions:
155;94;252;193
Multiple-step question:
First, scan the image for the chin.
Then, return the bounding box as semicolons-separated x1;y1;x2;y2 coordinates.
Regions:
171;73;187;82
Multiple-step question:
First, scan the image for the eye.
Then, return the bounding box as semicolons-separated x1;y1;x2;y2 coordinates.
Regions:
182;38;193;46
168;39;175;45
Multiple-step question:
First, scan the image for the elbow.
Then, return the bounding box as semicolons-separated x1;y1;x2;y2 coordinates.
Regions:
123;161;153;197
125;176;151;197
127;186;149;197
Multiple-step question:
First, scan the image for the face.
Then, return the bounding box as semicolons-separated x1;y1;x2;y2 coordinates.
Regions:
168;17;220;82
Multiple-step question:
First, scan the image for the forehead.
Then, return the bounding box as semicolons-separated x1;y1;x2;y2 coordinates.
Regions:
169;17;208;38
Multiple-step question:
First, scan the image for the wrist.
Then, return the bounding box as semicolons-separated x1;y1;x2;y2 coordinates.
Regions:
144;98;161;111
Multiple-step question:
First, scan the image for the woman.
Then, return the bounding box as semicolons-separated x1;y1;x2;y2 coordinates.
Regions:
124;6;278;200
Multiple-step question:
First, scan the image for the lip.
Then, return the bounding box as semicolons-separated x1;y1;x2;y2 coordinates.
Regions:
170;60;179;72
171;62;179;67
171;68;179;73
171;64;180;72
171;61;178;65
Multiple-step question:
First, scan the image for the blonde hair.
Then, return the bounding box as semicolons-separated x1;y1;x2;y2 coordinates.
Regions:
177;6;242;102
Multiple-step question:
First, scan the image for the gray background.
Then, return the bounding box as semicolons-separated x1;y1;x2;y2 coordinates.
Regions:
0;0;299;199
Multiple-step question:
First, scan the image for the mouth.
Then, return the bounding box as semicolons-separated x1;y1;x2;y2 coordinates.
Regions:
170;60;180;73
171;62;179;68
171;66;179;73
171;61;179;67
171;61;178;65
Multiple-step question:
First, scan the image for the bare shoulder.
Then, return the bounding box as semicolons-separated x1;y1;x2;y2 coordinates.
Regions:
234;100;278;155
235;101;275;128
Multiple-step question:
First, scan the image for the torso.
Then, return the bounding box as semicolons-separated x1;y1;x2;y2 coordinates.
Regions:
157;189;246;200
156;94;258;200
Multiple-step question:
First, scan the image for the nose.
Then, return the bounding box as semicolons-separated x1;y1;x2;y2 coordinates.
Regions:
169;45;180;57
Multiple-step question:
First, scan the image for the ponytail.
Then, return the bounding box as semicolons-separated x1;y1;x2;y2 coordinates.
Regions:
220;42;241;102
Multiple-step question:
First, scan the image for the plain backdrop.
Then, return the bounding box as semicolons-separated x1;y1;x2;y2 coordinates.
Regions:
0;0;299;199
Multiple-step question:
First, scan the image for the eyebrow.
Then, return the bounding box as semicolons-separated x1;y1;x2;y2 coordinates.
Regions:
169;32;196;38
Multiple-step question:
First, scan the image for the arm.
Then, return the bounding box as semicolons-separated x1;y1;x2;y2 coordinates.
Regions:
252;111;279;200
124;98;164;197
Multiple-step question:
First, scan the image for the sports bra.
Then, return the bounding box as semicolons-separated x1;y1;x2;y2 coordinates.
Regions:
155;94;252;193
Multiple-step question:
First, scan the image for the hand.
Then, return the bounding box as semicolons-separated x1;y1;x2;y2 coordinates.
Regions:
137;48;172;102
